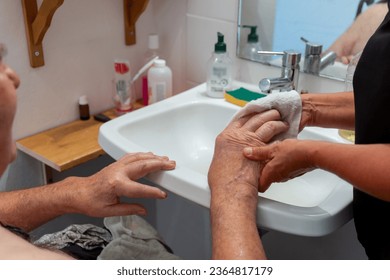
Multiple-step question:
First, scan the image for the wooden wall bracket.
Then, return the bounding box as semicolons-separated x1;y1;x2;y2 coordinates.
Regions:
22;0;64;68
21;0;148;67
123;0;149;45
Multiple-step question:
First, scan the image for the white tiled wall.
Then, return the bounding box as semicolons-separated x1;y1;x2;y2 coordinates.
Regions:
186;0;239;86
188;0;238;22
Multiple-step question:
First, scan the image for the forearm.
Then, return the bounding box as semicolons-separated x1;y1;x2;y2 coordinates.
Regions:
308;141;390;201
207;109;289;259
301;91;355;130
0;176;81;231
210;185;266;260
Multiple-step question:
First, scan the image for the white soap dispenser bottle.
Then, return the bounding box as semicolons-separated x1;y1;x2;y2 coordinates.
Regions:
147;59;172;104
241;25;266;62
206;32;233;98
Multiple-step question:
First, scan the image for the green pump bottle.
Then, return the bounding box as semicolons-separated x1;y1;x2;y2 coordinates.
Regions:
206;32;233;98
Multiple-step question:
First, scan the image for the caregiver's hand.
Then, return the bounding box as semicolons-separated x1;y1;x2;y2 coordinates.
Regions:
244;139;316;191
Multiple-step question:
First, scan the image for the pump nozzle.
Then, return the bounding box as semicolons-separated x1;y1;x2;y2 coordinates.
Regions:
242;25;259;43
214;32;227;53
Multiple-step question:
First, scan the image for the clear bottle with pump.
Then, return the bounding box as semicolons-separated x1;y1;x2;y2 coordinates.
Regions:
241;25;266;62
344;51;362;91
147;59;172;104
142;34;160;105
206;32;233;98
339;51;362;142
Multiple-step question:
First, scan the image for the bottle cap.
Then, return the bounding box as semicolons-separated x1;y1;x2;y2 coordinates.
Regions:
154;59;166;67
148;34;159;50
214;32;227;53
79;95;88;105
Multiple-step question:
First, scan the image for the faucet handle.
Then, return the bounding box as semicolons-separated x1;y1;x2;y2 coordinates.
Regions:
257;50;301;68
300;37;322;56
257;51;285;56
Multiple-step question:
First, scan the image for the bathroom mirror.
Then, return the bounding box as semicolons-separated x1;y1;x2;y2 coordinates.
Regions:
237;0;373;81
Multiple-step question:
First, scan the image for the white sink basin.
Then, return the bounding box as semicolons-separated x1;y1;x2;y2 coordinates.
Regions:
99;82;353;237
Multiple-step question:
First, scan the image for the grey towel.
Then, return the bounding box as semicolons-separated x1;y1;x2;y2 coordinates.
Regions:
98;215;180;260
33;224;112;250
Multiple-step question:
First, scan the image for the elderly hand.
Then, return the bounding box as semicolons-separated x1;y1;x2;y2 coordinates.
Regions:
244;139;316;191
208;109;289;193
69;152;176;217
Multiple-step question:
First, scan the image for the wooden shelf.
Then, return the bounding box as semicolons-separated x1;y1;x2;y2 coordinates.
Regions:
16;102;143;172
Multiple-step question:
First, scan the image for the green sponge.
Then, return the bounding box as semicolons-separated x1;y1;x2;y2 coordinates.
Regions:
224;87;266;107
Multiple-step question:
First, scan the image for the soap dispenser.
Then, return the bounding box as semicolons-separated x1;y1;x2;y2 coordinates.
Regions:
206;32;233;98
345;51;362;91
147;59;172;104
241;25;266;62
339;51;362;142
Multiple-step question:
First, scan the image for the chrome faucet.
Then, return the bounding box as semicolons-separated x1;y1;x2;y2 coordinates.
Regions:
257;50;301;93
301;37;337;75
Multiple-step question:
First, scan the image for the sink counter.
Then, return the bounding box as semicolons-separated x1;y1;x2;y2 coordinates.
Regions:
99;82;353;237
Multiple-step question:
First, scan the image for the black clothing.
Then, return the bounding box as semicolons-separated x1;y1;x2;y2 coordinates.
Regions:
352;0;390;259
61;244;103;260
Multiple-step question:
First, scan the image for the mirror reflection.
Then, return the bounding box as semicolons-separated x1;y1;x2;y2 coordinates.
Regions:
237;0;387;81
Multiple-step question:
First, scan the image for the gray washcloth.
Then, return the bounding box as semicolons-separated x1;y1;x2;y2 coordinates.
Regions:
98;215;180;260
231;90;302;140
33;224;112;250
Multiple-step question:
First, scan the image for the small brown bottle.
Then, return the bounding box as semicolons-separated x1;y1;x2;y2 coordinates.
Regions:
79;95;90;120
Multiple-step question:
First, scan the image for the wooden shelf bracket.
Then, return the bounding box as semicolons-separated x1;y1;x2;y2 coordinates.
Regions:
123;0;149;45
22;0;64;68
21;0;148;66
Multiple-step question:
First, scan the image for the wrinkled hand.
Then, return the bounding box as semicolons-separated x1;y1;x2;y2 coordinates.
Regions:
71;152;176;217
244;139;315;192
208;109;289;193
